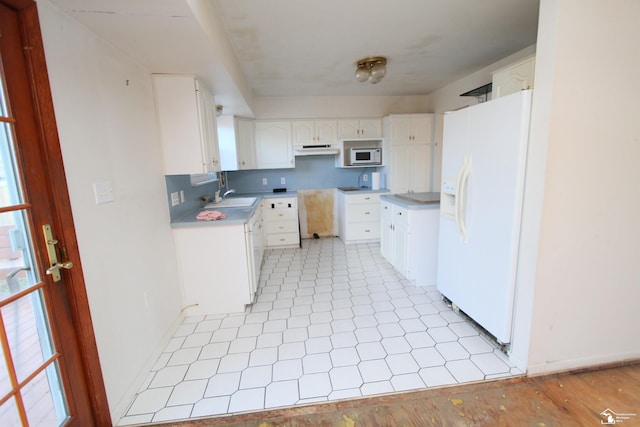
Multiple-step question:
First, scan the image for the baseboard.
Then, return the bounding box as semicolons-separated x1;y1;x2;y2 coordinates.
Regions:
526;351;640;376
110;311;186;423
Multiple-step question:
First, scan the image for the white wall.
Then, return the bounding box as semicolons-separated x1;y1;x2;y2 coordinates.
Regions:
252;95;431;119
37;0;184;420
525;0;640;373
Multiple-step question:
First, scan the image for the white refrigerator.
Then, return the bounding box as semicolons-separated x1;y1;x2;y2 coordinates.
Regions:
436;90;533;344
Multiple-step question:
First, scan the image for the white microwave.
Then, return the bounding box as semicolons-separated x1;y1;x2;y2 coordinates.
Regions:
349;147;382;165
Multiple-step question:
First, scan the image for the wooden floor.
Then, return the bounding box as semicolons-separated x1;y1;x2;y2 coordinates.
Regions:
148;362;640;426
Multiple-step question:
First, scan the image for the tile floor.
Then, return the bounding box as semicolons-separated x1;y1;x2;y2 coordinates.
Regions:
118;238;521;425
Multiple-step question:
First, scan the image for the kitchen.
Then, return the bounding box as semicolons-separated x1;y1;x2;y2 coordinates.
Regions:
10;0;639;425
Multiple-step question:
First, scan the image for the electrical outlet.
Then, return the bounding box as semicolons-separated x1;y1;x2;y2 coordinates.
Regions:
262;178;268;185
179;190;185;203
170;192;180;207
280;177;286;185
363;174;368;182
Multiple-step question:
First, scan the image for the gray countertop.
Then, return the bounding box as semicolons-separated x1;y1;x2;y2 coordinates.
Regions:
381;192;441;209
170;192;297;228
336;187;390;194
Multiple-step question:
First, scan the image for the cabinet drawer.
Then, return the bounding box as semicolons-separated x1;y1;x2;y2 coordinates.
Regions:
347;222;381;240
348;204;380;222
266;219;298;234
266;197;297;209
266;207;298;221
267;232;299;246
346;193;380;204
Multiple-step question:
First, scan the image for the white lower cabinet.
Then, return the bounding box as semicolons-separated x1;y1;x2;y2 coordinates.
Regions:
338;191;382;243
380;199;440;286
173;207;263;315
264;196;300;247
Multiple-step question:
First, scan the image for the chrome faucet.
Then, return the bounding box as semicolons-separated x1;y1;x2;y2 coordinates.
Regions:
222;189;236;198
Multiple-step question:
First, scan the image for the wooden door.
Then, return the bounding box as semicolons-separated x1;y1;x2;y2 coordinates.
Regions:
0;1;109;425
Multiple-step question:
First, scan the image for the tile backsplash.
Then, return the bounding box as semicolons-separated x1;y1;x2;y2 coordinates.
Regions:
225;156;378;192
165;156;381;221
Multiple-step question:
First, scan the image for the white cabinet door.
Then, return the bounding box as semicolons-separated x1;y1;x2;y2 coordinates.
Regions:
236;118;256;170
173;225;252;315
292;120;315;145
384;114;434;193
293;119;337;145
380;201;393;261
389;115;433;144
338;118;382;138
388;144;410;193
492;55;535;99
255;121;294;169
358;118;383;138
315;119;338;144
410;143;433;193
380;199;440;286
195;80;221;172
153;74;220;174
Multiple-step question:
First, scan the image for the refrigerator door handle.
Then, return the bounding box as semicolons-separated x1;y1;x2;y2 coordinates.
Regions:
454;160;465;239
457;156;471;243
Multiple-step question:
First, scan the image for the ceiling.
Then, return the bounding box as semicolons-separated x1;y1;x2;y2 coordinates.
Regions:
47;0;539;114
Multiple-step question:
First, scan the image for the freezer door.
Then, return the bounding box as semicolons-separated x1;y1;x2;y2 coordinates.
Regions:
437;107;471;309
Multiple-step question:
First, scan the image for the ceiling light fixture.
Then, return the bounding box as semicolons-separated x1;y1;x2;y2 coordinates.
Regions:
355;56;387;84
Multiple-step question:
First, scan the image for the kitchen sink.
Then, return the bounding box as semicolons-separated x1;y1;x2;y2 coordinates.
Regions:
205;197;257;208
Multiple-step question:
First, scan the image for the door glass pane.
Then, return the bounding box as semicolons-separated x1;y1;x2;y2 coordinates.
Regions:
2;290;54;382
0;211;37;299
0;335;11;396
22;363;67;426
0;121;24;208
0;396;21;427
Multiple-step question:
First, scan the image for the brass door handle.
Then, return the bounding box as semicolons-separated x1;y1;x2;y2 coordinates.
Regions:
43;224;73;282
46;262;73;276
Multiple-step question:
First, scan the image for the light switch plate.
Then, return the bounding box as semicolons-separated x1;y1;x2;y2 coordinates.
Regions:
93;181;115;205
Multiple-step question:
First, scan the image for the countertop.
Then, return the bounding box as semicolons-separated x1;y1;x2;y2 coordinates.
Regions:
337;187;390;194
170;191;297;228
381;192;441;209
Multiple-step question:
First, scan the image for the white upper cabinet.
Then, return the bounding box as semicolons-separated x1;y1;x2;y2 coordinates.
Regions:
383;114;435;193
218;116;256;171
492;55;535;99
292;119;337;145
255;120;294;169
236;118;256;170
388;115;433;144
337;118;382;139
153;74;221;175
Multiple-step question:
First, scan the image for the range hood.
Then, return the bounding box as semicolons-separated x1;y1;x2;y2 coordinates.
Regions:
294;144;340;156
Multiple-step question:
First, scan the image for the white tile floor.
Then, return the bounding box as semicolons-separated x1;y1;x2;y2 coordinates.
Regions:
118;238;521;425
